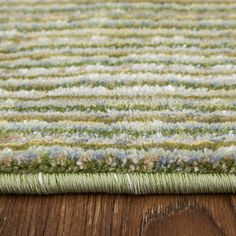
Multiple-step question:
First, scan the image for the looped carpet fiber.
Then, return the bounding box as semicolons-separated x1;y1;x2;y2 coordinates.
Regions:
0;0;236;194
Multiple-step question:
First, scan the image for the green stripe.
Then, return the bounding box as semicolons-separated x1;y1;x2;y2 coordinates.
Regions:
2;70;235;81
2;23;236;32
1;140;235;151
3;93;236;101
1;103;235;112
2;80;236;91
2;112;236;123
1;48;236;62
2;15;236;25
1;125;235;138
2;42;236;54
1;58;236;70
0;4;235;14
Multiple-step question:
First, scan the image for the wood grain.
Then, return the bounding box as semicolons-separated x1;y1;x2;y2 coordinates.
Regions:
0;194;235;236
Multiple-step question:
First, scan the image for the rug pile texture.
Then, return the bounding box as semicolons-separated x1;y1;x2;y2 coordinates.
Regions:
0;0;236;194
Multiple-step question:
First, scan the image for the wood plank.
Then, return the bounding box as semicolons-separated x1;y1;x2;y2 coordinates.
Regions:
0;194;235;236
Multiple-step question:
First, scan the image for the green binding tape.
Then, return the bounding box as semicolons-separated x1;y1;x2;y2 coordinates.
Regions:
0;173;235;194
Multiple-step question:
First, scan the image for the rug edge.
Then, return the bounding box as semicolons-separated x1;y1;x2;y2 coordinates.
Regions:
0;173;235;194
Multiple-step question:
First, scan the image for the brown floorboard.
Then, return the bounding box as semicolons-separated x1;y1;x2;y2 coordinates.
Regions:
0;194;235;236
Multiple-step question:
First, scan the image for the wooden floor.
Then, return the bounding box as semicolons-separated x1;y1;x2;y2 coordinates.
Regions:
0;194;235;236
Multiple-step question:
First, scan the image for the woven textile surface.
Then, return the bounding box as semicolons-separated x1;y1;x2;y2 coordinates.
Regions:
0;0;236;194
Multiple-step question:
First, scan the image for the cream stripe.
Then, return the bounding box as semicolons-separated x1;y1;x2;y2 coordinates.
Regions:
1;2;236;12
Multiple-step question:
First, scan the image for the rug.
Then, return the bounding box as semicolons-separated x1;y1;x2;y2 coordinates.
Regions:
0;0;236;194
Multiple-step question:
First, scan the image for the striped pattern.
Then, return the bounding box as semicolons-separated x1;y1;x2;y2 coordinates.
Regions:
0;0;236;176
